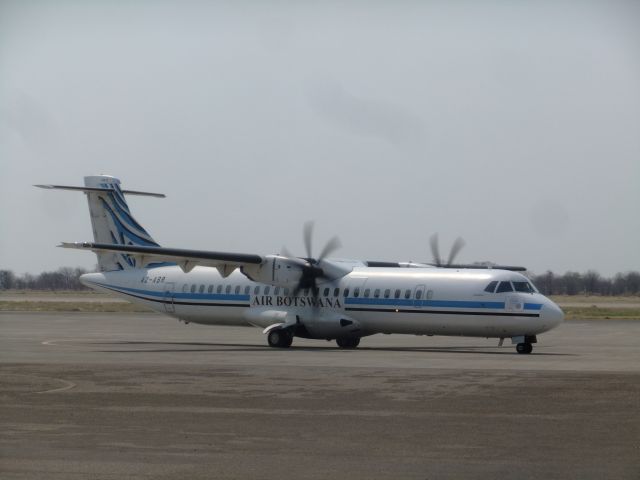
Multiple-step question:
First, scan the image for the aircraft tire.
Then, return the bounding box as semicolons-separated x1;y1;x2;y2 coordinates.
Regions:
268;329;293;348
516;342;533;354
336;337;360;349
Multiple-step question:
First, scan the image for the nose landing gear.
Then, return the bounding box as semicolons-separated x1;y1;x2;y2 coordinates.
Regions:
512;335;536;354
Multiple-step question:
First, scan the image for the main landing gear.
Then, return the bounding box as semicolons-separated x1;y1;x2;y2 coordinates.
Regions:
336;337;360;349
516;343;533;354
267;328;293;348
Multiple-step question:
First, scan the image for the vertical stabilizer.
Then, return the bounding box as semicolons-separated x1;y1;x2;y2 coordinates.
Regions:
36;176;164;272
83;175;159;271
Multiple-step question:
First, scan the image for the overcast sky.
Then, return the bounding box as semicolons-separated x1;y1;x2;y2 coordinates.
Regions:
1;1;639;276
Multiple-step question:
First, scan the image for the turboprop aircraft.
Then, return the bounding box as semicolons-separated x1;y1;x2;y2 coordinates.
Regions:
36;175;564;354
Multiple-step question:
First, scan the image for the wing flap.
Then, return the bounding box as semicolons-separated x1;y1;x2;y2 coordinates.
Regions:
60;242;263;273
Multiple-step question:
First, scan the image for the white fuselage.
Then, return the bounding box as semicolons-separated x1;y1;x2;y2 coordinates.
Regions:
81;265;564;340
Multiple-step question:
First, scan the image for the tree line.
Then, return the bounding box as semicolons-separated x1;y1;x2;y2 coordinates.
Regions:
0;268;90;291
529;270;640;296
0;267;639;296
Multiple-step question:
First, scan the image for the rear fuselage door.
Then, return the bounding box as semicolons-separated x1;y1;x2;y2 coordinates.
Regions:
163;282;175;313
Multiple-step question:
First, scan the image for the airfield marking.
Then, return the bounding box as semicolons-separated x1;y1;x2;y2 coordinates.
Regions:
35;378;77;394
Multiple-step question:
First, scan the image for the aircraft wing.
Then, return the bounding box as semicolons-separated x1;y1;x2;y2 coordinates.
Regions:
60;242;263;276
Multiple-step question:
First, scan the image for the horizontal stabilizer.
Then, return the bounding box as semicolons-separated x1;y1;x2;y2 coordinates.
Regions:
35;184;165;198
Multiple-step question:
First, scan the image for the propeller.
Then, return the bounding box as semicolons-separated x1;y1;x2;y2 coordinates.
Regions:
429;233;466;267
283;221;342;299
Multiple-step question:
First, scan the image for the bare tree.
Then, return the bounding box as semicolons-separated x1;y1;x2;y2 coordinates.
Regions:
583;270;601;295
0;270;15;289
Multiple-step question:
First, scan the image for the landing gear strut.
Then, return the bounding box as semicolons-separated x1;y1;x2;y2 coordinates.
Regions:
516;342;533;354
336;337;360;349
267;329;293;348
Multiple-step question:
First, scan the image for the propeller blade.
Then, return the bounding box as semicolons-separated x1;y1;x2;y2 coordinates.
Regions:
285;222;346;309
429;233;442;266
303;221;314;260
446;237;466;266
317;236;342;263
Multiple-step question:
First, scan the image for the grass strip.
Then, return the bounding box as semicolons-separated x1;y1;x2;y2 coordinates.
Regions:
0;301;152;313
561;306;640;320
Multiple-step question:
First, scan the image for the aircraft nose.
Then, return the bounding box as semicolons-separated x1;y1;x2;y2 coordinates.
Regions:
542;300;564;329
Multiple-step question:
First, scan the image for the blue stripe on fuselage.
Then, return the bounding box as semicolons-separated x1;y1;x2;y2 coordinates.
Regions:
88;281;545;311
90;282;250;302
524;303;543;310
345;298;506;309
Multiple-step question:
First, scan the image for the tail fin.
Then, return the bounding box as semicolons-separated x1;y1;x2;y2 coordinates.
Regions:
36;175;164;272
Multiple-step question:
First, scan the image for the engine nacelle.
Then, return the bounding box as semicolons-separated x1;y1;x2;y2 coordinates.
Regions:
299;312;362;339
240;255;306;288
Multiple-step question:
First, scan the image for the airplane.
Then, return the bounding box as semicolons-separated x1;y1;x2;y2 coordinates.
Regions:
36;175;564;354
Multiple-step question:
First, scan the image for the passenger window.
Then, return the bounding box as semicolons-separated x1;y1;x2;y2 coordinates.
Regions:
313;287;319;296
374;289;380;298
496;281;514;293
333;288;340;297
384;289;390;299
404;289;411;299
254;285;260;295
284;288;290;296
233;285;239;294
217;285;223;294
199;285;205;294
182;284;188;293
225;285;231;294
427;290;434;299
343;288;350;297
208;285;214;293
364;288;370;298
190;284;196;293
244;286;250;295
416;289;423;300
265;286;271;295
274;286;280;295
354;287;360;298
513;282;534;293
484;281;498;293
323;288;330;297
394;289;401;299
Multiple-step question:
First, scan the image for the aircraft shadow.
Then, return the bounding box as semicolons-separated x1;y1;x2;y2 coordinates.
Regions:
357;346;573;356
93;340;267;354
91;340;573;356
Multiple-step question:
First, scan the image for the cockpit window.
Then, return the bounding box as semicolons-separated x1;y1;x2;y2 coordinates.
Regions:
496;281;514;293
484;281;498;293
513;281;534;293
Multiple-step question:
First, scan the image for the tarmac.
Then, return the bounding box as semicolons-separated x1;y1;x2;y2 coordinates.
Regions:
1;312;639;479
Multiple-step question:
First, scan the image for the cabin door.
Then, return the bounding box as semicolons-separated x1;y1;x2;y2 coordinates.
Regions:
163;282;176;313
